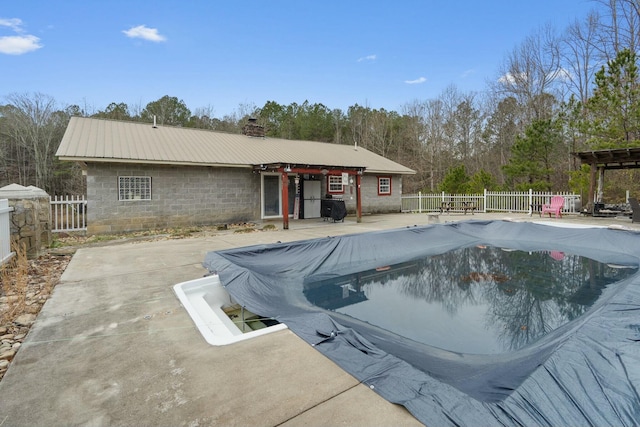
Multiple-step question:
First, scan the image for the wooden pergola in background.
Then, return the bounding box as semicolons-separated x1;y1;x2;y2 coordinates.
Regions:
573;147;640;212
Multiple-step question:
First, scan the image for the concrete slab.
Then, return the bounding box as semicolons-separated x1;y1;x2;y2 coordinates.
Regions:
1;212;639;426
279;383;423;427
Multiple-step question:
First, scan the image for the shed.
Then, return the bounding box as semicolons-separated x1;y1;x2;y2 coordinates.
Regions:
56;117;415;233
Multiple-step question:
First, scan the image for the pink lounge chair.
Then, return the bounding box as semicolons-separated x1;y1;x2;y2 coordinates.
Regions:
541;196;564;218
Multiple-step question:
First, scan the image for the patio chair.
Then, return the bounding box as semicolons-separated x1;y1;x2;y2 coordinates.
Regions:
629;198;640;223
541;196;564;219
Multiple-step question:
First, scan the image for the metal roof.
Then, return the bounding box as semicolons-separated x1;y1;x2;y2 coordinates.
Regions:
56;117;415;175
573;147;640;170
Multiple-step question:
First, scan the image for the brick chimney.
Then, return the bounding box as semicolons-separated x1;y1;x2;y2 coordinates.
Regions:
242;118;265;138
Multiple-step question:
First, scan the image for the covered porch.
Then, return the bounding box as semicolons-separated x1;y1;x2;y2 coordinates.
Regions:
254;163;366;229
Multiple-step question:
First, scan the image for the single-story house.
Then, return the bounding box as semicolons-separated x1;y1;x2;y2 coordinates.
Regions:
56;117;415;234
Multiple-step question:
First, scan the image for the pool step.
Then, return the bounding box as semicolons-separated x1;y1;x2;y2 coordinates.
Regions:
223;305;268;332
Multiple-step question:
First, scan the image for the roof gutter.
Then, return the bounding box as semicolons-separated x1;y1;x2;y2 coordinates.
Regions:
57;157;253;169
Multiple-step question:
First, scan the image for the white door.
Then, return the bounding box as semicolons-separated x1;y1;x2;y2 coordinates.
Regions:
303;181;321;218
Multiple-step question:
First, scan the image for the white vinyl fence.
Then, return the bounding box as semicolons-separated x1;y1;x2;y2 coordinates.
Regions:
1;199;14;265
401;189;581;215
50;195;87;232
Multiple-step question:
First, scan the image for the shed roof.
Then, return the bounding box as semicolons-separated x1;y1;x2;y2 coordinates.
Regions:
56;117;415;175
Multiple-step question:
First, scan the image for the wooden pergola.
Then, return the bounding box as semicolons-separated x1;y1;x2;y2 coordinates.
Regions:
573;147;640;212
253;163;366;229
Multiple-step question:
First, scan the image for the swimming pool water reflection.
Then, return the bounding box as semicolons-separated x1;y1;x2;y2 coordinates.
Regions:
304;245;638;354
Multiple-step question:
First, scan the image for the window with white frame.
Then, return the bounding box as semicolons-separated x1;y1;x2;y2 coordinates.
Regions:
118;176;152;201
327;175;344;194
378;176;391;195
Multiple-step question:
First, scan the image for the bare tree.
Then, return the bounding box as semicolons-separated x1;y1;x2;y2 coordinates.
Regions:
0;92;62;191
331;108;346;145
347;103;372;150
494;24;563;123
188;105;217;129
447;93;485;172
482;96;521;186
401;100;430;190
593;0;640;61
561;12;601;103
423;97;449;191
366;108;397;158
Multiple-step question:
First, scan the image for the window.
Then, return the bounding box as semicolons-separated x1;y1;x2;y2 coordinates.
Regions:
327;175;344;194
118;176;151;201
378;176;391;196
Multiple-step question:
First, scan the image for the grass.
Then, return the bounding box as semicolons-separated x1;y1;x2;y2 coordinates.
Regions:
0;242;30;325
0;241;65;381
49;222;276;248
233;227;257;234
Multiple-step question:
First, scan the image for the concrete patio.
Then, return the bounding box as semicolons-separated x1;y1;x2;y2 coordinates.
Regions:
0;212;638;426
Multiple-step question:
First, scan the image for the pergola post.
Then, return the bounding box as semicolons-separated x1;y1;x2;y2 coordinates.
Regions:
588;162;596;209
281;172;289;230
597;166;605;204
356;173;362;223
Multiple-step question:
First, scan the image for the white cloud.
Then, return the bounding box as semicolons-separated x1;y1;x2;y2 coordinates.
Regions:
551;67;572;82
0;35;42;54
404;77;426;84
460;69;475;78
498;72;526;85
0;18;24;32
123;25;167;42
499;69;571;85
0;18;42;55
357;54;376;62
498;73;515;85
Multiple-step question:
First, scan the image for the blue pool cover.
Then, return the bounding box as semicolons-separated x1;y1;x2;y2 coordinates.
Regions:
203;220;640;426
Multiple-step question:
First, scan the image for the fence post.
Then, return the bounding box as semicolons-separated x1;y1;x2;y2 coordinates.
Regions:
1;199;15;265
418;191;422;214
483;189;487;213
528;189;533;216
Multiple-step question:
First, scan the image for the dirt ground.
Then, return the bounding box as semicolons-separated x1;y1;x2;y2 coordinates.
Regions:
0;251;72;381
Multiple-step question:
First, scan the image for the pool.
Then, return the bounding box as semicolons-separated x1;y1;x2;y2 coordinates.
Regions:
303;245;637;355
195;220;640;426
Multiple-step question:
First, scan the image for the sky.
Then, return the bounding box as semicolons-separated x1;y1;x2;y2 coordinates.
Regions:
1;1;597;118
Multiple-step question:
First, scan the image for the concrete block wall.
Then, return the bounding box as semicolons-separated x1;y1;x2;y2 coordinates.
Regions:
338;174;403;214
87;163;261;234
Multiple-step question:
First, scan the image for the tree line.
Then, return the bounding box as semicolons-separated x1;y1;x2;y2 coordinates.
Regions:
1;0;639;201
